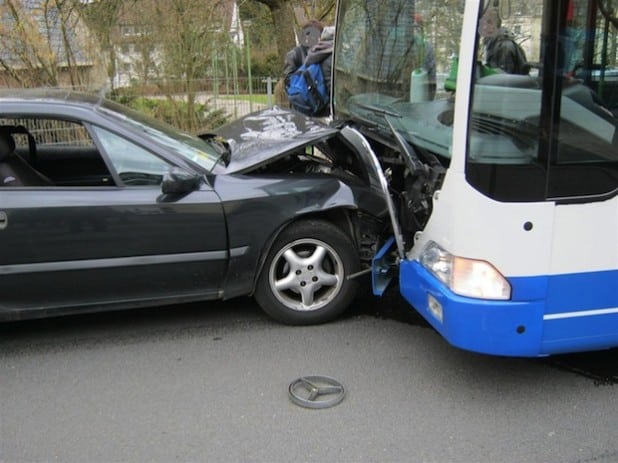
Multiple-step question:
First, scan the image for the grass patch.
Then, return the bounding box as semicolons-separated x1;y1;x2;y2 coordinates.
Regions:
220;94;270;104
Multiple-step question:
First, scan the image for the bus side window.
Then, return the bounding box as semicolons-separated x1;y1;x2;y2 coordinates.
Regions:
549;0;618;198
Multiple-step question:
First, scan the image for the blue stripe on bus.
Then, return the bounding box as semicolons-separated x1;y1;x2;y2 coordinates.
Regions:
509;268;617;311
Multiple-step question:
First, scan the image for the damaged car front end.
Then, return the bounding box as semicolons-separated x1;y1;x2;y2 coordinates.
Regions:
203;107;399;323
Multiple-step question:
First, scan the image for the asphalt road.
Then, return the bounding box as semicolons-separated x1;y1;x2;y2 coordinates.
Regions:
1;287;617;463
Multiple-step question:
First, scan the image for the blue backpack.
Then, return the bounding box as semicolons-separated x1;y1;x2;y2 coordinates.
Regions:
287;62;329;116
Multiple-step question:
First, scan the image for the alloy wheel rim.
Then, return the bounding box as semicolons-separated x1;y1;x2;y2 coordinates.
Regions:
269;238;344;312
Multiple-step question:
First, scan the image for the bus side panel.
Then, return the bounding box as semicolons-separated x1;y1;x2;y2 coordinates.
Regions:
540;269;618;355
550;199;618;276
542;314;618;355
540;197;618;354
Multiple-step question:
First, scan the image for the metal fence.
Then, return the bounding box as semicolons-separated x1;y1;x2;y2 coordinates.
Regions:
115;76;289;128
1;76;290;132
2;118;93;146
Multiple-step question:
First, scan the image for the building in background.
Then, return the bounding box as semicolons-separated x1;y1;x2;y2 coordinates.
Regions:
110;0;244;89
0;0;105;89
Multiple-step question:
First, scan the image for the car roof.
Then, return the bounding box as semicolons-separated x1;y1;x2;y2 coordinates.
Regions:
0;88;102;106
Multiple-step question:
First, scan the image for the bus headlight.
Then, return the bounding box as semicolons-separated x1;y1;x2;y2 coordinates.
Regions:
419;241;511;300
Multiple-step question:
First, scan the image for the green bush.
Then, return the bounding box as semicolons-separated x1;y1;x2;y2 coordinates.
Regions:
111;95;229;133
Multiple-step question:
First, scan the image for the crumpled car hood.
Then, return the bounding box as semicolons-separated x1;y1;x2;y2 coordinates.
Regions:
213;107;338;174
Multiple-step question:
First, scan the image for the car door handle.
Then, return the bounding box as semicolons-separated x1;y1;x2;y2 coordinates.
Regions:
0;211;7;230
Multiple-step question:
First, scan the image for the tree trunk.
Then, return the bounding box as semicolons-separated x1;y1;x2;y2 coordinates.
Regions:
253;0;296;66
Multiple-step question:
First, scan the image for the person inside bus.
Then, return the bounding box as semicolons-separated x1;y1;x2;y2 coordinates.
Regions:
409;13;437;100
444;7;529;93
283;20;324;90
479;7;530;75
563;0;587;77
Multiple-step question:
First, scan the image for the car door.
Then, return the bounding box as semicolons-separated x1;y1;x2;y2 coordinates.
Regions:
0;118;227;316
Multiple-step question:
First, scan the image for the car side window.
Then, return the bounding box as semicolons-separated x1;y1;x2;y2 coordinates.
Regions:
0;117;114;187
91;126;173;186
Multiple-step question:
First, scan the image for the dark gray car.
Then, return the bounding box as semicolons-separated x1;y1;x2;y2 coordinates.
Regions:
0;89;389;325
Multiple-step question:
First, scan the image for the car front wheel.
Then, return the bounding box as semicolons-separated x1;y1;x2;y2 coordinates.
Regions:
255;220;360;325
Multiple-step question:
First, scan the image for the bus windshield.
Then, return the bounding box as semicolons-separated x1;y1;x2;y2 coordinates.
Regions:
334;0;464;161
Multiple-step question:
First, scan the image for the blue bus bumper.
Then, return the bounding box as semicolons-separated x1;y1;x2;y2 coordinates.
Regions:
399;260;618;357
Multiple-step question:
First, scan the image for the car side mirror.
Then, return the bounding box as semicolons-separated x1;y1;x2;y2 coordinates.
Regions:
161;167;201;195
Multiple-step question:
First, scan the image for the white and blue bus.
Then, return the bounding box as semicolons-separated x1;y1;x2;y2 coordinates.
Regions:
333;0;618;356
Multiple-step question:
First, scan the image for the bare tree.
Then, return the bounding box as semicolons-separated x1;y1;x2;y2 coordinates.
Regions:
126;0;226;130
0;0;99;88
79;0;129;90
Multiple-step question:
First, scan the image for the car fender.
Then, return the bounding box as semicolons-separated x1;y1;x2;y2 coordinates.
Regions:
212;175;365;299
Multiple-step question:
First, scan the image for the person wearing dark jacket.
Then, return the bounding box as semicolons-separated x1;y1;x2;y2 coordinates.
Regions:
304;26;334;94
283;20;323;88
479;7;529;75
300;26;334;117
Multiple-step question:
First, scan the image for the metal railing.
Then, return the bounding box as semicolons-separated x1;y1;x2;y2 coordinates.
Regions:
1;76;290;133
112;76;289;128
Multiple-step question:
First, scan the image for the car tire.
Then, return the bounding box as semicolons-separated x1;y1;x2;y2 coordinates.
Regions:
255;219;360;325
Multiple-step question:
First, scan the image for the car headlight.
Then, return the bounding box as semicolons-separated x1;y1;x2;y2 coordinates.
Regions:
419;241;511;300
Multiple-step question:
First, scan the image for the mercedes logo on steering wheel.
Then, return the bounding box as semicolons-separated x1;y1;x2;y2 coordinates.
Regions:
288;376;345;409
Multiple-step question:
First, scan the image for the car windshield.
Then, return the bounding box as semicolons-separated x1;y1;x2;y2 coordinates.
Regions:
97;100;222;173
